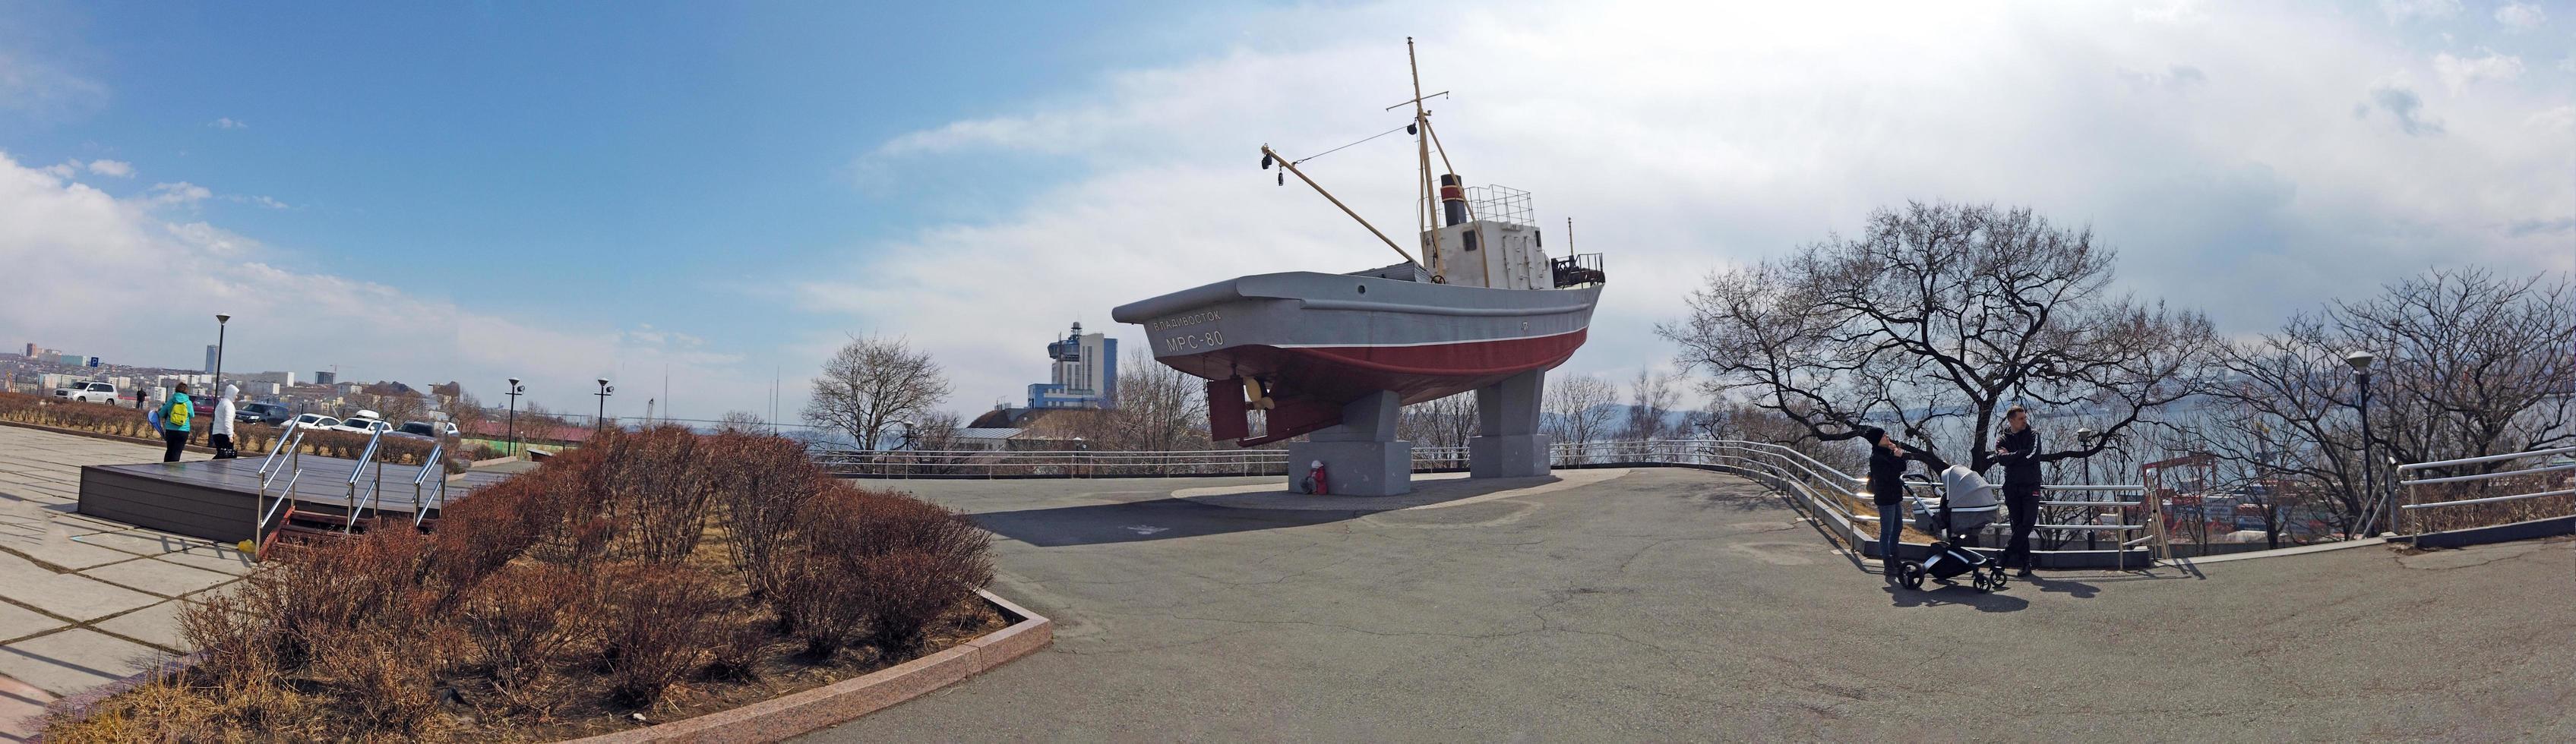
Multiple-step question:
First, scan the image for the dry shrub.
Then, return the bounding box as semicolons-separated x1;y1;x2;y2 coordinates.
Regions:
710;431;830;599
701;616;773;683
770;487;993;658
565;426;722;563
311;626;447;737
591;563;729;707
429;474;545;588
461;563;594;713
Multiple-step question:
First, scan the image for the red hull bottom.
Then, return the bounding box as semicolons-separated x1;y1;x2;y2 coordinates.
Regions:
1169;330;1588;445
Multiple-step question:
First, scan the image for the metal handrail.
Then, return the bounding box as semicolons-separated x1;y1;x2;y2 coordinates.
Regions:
344;427;388;531
2394;446;2576;536
257;418;308;479
412;440;447;527
2397;446;2576;472
2400;488;2574;510
2397;462;2574;487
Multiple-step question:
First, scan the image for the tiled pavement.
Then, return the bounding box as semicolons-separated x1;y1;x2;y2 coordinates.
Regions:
0;424;259;739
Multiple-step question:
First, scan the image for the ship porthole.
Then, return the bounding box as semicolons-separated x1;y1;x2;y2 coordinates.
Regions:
1356;285;1367;294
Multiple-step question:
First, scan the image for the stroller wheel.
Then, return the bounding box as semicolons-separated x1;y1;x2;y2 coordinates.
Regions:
1900;562;1925;591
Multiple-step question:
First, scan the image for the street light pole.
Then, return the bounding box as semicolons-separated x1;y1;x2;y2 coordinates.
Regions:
506;377;524;457
2345;351;2379;536
2078;427;2097;551
595;379;614;430
212;314;229;395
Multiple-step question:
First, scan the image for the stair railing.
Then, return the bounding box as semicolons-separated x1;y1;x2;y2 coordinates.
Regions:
253;419;312;547
412;440;447;527
344;426;390;532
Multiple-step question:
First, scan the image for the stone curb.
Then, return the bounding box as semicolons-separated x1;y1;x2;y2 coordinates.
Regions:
564;588;1050;743
31;589;1048;742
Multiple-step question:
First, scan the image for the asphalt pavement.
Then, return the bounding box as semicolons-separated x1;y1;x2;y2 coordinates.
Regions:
801;468;2574;742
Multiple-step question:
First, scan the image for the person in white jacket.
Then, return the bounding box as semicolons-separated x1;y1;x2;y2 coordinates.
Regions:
210;384;239;459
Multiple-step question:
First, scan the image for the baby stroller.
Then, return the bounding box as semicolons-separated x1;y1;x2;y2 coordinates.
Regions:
1898;465;2009;592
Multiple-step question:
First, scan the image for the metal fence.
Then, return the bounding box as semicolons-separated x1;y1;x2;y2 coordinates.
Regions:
2395;446;2576;537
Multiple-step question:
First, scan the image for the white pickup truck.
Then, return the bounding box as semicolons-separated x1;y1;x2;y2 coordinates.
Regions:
50;381;119;404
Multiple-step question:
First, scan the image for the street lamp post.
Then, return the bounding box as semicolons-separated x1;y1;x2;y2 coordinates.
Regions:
211;314;229;393
506;377;525;457
594;379;614;430
2345;351;2379;536
2077;427;2097;550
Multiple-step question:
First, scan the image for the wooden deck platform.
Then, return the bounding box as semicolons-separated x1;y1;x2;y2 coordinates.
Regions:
77;455;511;543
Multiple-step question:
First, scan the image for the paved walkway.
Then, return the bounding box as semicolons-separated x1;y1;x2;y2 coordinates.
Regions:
805;469;2575;742
0;424;256;740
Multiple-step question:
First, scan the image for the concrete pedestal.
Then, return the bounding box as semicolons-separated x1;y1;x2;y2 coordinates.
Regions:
1469;433;1553;478
1285;440;1414;497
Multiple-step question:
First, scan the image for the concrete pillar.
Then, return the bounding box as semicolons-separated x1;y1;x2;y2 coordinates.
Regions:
1287;390;1413;496
1471;370;1551;478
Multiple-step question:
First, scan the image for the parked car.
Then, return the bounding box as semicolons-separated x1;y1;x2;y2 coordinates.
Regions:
235;402;292;425
396;421;461;439
50;381;118;404
332;413;392;435
289;414;340;430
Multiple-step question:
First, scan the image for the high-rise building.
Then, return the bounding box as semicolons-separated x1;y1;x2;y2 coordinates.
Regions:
1026;322;1118;410
20;342;34;358
204;345;220;373
314;370;338;386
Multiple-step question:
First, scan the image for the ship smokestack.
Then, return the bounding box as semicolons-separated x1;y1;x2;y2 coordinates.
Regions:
1439;174;1468;227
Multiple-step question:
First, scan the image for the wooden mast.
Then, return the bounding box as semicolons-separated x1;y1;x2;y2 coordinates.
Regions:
1407;37;1445;284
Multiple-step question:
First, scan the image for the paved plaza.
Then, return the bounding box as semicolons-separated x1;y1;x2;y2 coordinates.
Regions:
4;424;2568;741
0;425;259;739
808;469;2574;742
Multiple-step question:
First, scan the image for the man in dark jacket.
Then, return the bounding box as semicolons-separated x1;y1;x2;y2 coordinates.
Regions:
1990;405;2062;577
1831;426;1946;581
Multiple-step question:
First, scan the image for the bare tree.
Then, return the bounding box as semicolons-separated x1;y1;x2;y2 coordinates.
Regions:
1101;349;1210;452
2201;267;2574;537
1544;373;1620;446
1622;369;1680;440
1658;201;2220;469
1398;392;1479;466
716;410;767;433
801;335;952;451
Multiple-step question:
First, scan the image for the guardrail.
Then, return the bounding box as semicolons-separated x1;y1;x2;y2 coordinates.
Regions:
252;418;311;554
2395;446;2576;537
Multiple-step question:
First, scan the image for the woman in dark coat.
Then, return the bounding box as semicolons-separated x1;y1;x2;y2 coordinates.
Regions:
1827;426;1946;581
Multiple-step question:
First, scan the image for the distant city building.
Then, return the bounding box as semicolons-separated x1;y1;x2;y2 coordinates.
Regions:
204;345;220;373
53;354;82;366
314;370;338;385
238;370;299;386
20;343;33;358
1025;322;1117;410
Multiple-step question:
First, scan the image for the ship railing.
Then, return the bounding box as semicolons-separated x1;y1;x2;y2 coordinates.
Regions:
2394;446;2576;538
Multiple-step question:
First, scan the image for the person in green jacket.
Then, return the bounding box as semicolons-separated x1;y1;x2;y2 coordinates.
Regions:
160;383;194;462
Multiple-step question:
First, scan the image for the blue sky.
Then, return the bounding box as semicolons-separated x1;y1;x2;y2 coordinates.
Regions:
2;1;2569;421
2;1;1212;367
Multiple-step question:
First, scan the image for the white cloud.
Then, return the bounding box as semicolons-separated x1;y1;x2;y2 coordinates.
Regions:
2493;2;2546;29
2380;0;2462;22
814;1;2576;413
2432;49;2524;91
0;151;762;418
224;194;290;210
144;181;210;206
207;117;248;130
84;159;132;177
0;51;106;118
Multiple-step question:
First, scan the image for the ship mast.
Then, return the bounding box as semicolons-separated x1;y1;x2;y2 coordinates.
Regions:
1405;37;1445;284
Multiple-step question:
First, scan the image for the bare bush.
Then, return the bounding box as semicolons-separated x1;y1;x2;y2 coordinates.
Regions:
711;431;830;599
461;563;593;713
592;563;730;707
